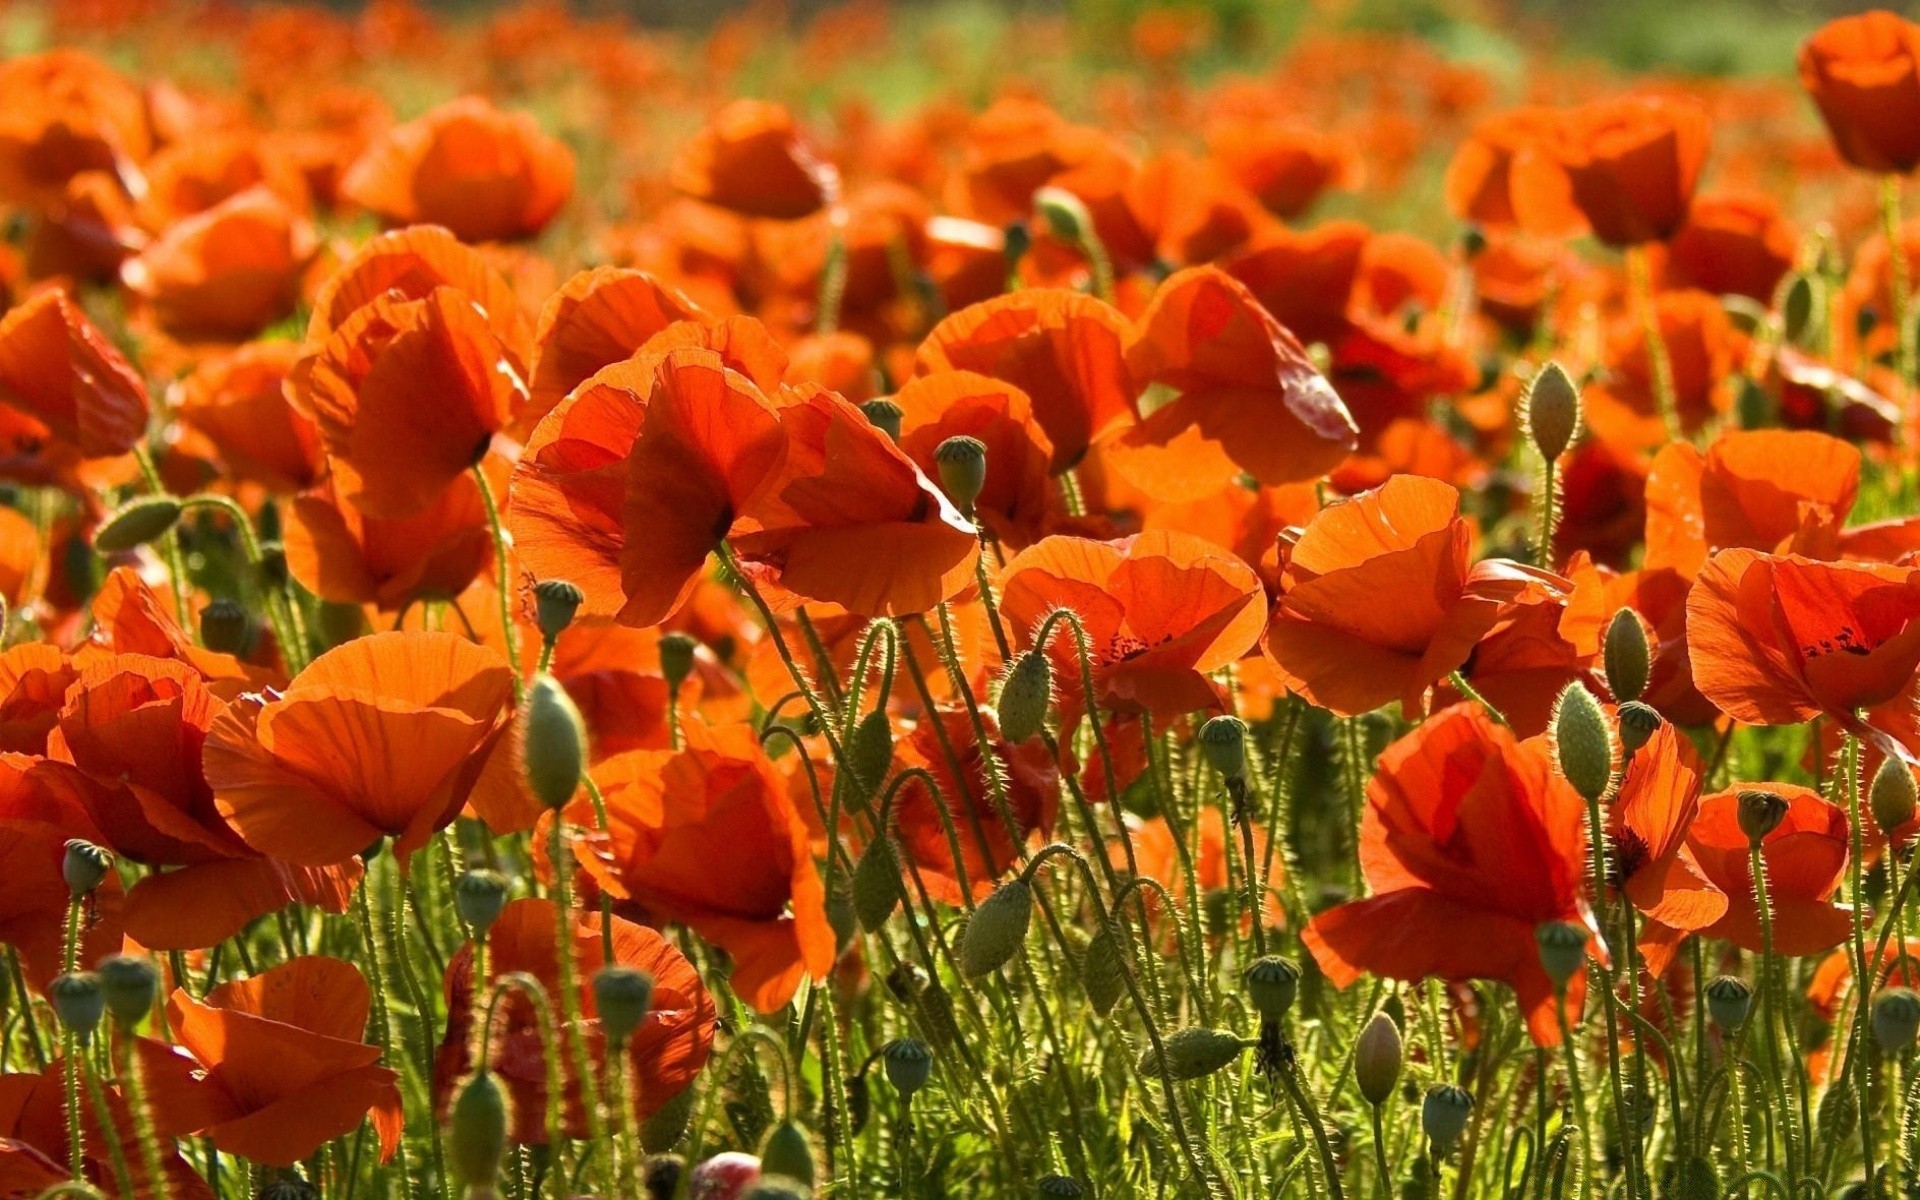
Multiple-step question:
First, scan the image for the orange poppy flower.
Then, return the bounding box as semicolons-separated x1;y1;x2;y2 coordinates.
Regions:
1264;475;1551;717
1607;721;1726;976
120;186;316;342
998;530;1265;729
670;99;837;220
78;567;271;698
1444;107;1587;238
1684;784;1852;956
203;630;515;866
890;707;1060;906
431;897;717;1144
342;95;574;243
1433;566;1602;737
1224;220;1369;346
1644;430;1859;578
305;224;532;365
894;369;1057;550
0;51;150;208
0;506;38;611
0;1056;208;1200
564;720;833;1011
525;266;707;430
915;289;1136;473
282;457;501;612
783;332;878;402
1585;289;1742;447
288;285;525;519
144;956;401;1166
1302;706;1592;1047
1798;11;1920;175
1687;549;1920;739
0;753;126;989
1204;113;1360;221
1115;266;1356;498
0;289;149;462
1125;150;1275;268
1662;190;1798;304
1552;95;1711;248
958;97;1108;227
170;341;325;493
131;131;310;232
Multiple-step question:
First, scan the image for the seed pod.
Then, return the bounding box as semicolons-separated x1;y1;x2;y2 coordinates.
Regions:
1874;988;1920;1054
198;599;252;656
1524;362;1580;462
1534;921;1588;990
844;710;894;806
1422;1084;1473;1155
658;632;698;694
532;579;584;644
49;971;105;1043
93;495;183;553
1872;758;1918;839
996;651;1052;744
1737;789;1789;846
1603;608;1650;703
852;835;904;932
1617;701;1662;754
933;435;987;518
1139;1027;1246;1081
1704;976;1753;1031
881;1038;934;1100
63;839;112;898
1551;682;1614;802
1034;186;1096;248
759;1119;815;1188
449;1069;509;1195
1355;1011;1402;1107
959;878;1032;977
1036;1176;1086;1199
522;674;586;810
455;869;512;937
1243;955;1299;1022
1079;927;1125;1017
1197;715;1249;785
860;398;903;442
593;966;654;1046
96;954;158;1027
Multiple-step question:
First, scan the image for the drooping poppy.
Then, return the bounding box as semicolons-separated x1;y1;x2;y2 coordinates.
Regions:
1302;706;1592;1047
525;266;707;429
890;707;1060;906
893;370;1056;549
203;630;515;866
0;289;149;463
670;99;836;220
170;341;324;492
1683;783;1853;956
564;720;833;1011
1798;11;1920;175
342;95;575;243
1606;721;1727;976
1644;430;1859;577
0;752;126;989
431;897;716;1144
1550;95;1712;248
1443;107;1587;238
120;186;316;342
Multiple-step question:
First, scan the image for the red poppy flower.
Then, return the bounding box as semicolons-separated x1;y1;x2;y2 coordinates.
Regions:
171;341;325;492
1585;289;1743;448
525;266;707;430
670;99;836;220
1302;706;1592;1046
1204;113;1360;221
958;98;1108;227
78;567;272;698
1607;721;1726;976
120;186;316;342
1434;565;1602;737
305;225;531;365
1662;190;1798;304
0;51;150;208
0;1056;210;1200
1444;107;1586;238
342;96;574;242
1798;11;1920;175
431;897;716;1144
1223;220;1369;346
0;644;76;755
204;630;515;866
1684;784;1853;956
1644;430;1859;578
0;753;126;989
890;707;1060;905
1551;96;1711;247
0;289;149;463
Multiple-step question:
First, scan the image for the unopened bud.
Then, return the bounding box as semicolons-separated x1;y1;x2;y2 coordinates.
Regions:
1603;609;1651;703
860;398;903;442
1034;187;1096;247
533;579;584;645
759;1119;815;1188
959;878;1032;977
1737;789;1789;846
522;675;585;810
1525;362;1580;462
93;496;183;553
1197;715;1249;785
1534;921;1588;991
1872;758;1918;840
455;869;512;937
933;436;987;518
1705;976;1753;1031
96;954;158;1027
1874;988;1920;1054
1140;1027;1246;1081
199;599;252;656
49;971;104;1043
658;632;698;693
449;1069;509;1194
593;966;654;1045
882;1037;934;1099
1422;1084;1474;1155
996;651;1052;743
1355;1011;1402;1106
1617;701;1662;754
852;835;904;932
1552;682;1614;801
63;839;112;898
1079;927;1124;1017
844;710;894;806
1243;955;1299;1022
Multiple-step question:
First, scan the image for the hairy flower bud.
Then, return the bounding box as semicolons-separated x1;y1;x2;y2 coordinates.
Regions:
1603;608;1651;704
996;651;1053;744
658;632;698;694
1355;1011;1402;1107
449;1069;509;1195
522;674;586;810
1034;186;1096;248
1872;758;1918;840
93;496;183;553
960;879;1032;977
759;1120;815;1188
844;710;894;807
852;835;904;933
1140;1027;1246;1081
1552;682;1614;802
1524;362;1580;462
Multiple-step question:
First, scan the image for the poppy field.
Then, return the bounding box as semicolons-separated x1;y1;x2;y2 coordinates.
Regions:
13;0;1920;1197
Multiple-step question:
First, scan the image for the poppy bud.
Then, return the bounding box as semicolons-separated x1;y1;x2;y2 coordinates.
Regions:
456;869;512;937
1034;186;1096;248
852;836;904;932
881;1037;934;1100
449;1069;509;1197
1704;976;1753;1031
93;495;183;553
1423;1084;1473;1155
844;710;894;806
533;579;584;645
933;436;987;518
1355;1011;1402;1107
1603;609;1651;704
758;1120;815;1188
1872;758;1918;839
96;954;158;1027
1197;715;1249;785
1079;927;1124;1017
1524;362;1580;462
1534;921;1588;991
639;641;690;703
1781;273;1822;349
1617;701;1662;754
48;971;105;1044
960;878;1032;977
199;598;252;656
1874;988;1920;1054
742;1182;809;1200
1551;682;1614;802
1036;1176;1085;1199
257;540;290;588
593;966;654;1046
1734;377;1774;430
1243;955;1299;1022
643;1088;695;1153
860;398;903;442
996;651;1052;744
1002;222;1033;270
522;674;586;810
1737;789;1789;846
1139;1027;1246;1081
63;839;112;898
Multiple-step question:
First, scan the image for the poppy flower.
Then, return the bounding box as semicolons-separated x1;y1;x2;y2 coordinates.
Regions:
1687;549;1920;739
144;956;402;1166
1551;95;1711;247
915;289;1136;473
120;186;316;342
24;168;143;284
1644;430;1859;577
890;707;1060;906
283;457;502;612
1683;784;1853;956
1584;289;1742;447
754;181;932;326
342;95;575;243
893;369;1057;549
78;567;270;698
1223;220;1369;346
1125;150;1276;267
1798;11;1920;175
0;1056;211;1200
305;224;531;364
203;630;515;866
1433;566;1602;737
998;529;1265;729
1302;706;1592;1047
525;266;707;430
0;50;150;208
958;97;1108;226
1264;475;1552;717
1443;107;1587;238
170;341;325;493
1606;721;1726;976
1204;113;1360;221
1114;266;1356;498
670;99;837;220
564;720;833;1011
131;131;310;232
0;288;149;463
0;752;126;989
431;897;717;1144
288;285;525;519
1662;190;1798;304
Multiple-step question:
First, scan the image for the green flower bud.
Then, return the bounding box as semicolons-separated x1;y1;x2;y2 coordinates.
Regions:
1036;1176;1085;1199
996;651;1052;744
844;710;894;806
449;1069;509;1194
593;966;654;1046
1874;987;1920;1054
1734;376;1773;429
532;579;584;645
198;598;252;656
1551;682;1614;802
49;971;105;1043
93;496;183;553
1603;608;1651;704
1355;1011;1402;1107
959;878;1032;977
95;954;158;1027
852;835;904;933
1524;362;1580;462
1079;927;1124;1017
1617;701;1662;754
1422;1084;1474;1155
1872;758;1918;840
742;1182;810;1200
1704;976;1753;1031
63;839;112;898
1737;789;1789;846
933;436;987;518
256;539;289;588
642;1087;695;1152
658;632;698;694
1781;272;1823;348
1139;1027;1246;1081
1534;921;1589;991
1034;186;1096;247
455;869;512;937
1243;955;1299;1023
860;398;903;442
1197;715;1249;784
759;1119;815;1188
522;674;585;810
881;1037;934;1100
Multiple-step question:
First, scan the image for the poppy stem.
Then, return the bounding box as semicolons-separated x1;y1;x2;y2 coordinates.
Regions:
545;815;612;1197
1749;841;1804;1186
115;1031;173;1200
1533;453;1559;571
1843;731;1880;1188
1553;988;1596;1197
131;444;194;636
470;464;523;707
1627;245;1683;443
